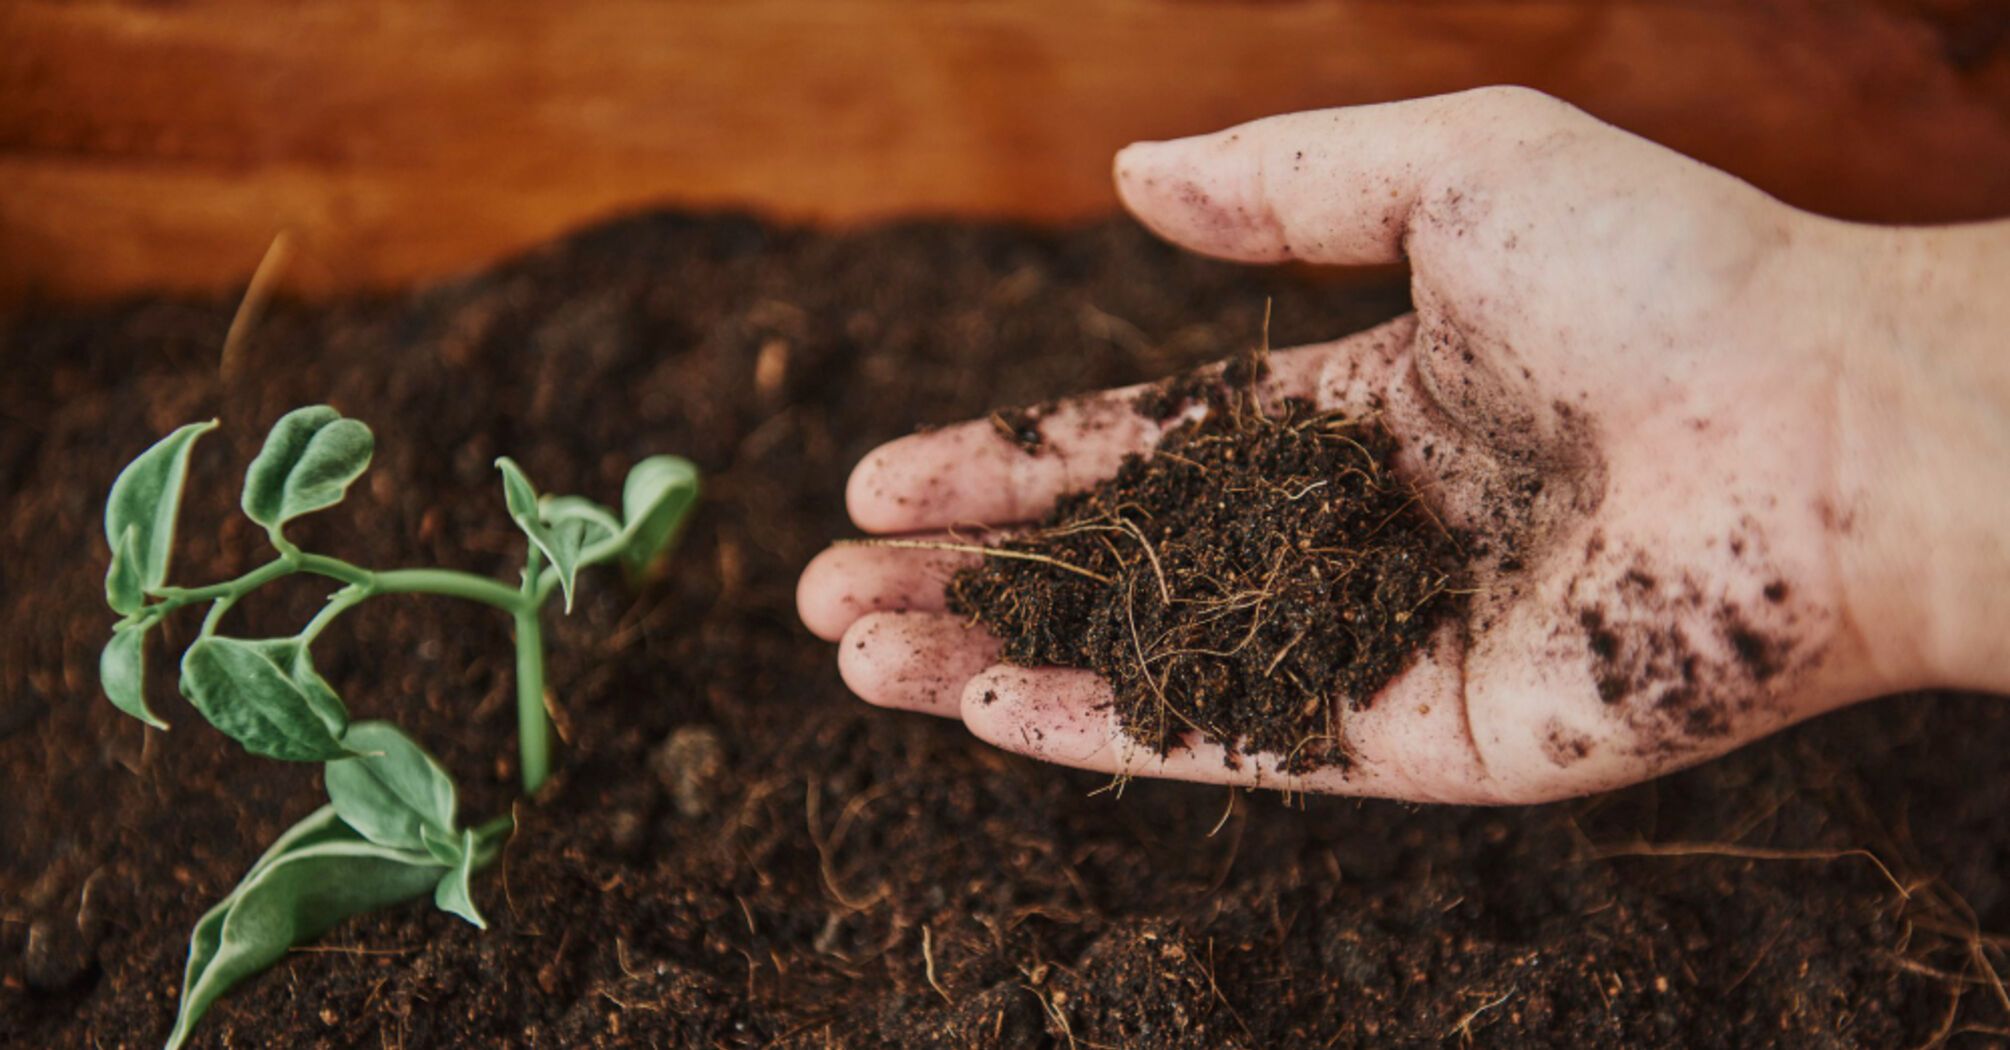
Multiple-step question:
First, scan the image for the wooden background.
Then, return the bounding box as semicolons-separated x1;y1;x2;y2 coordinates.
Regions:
3;0;2008;303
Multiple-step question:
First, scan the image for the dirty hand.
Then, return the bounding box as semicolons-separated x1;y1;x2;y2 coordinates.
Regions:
798;87;2010;803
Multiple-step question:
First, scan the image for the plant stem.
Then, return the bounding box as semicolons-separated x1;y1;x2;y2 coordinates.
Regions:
153;558;293;606
199;595;235;638
512;609;549;793
372;568;528;613
293;552;373;588
533;565;563;607
513;546;551;793
157;545;557;792
300;585;370;643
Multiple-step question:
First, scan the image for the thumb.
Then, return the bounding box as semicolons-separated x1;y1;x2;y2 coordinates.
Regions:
1114;86;1566;266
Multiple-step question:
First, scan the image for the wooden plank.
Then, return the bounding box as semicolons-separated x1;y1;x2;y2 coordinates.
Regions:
3;0;2007;302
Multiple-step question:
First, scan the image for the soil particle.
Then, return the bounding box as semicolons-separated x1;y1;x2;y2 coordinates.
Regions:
1721;606;1787;683
652;724;728;818
1566;529;1813;766
988;406;1046;454
1541;719;1595;768
951;364;1467;771
1130;350;1274;423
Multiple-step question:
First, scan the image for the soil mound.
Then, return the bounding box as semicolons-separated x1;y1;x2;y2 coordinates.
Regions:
950;357;1466;770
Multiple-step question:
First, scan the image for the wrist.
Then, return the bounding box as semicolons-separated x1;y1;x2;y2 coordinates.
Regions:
1829;220;2010;693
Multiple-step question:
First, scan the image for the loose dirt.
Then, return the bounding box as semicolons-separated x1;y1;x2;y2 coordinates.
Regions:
950;362;1466;771
1;215;2001;1048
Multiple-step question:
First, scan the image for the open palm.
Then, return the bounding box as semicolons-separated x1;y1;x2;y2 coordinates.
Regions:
799;88;1921;803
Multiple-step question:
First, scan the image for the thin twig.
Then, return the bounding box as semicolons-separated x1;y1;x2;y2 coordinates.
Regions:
1112;517;1172;606
834;538;1112;585
805;781;888;913
1885;953;1988;986
1447;984;1518;1043
1202;938;1256;1045
1208;788;1238;838
1125;577;1207;741
1973;942;2010;1016
1262;629;1307;678
220;230;293;379
1585;841;1910;900
923;924;953;1004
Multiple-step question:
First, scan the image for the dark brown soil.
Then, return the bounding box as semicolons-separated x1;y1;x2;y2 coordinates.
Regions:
948;373;1466;771
2;215;2006;1048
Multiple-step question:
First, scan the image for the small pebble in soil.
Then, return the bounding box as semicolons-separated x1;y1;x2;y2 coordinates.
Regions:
606;809;647;853
651;724;728;817
22;918;95;991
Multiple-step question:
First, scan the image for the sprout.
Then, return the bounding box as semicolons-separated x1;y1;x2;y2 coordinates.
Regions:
98;406;699;1048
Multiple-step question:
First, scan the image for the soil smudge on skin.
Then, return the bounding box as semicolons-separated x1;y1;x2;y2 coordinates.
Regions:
988;406;1047;455
1564;531;1812;765
950;355;1468;771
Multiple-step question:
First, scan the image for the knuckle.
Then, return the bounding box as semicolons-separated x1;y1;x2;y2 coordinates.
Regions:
1446;87;1592;156
1460;85;1571;120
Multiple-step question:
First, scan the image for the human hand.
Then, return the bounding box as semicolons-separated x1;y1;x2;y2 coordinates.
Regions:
798;87;2010;803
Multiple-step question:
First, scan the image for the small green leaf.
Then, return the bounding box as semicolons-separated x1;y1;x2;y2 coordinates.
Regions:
250;804;358;871
497;456;544;536
180;637;352;761
432;827;486;928
541;496;619;613
545;495;622;540
104;418;217;594
105;524;146;616
326;721;458;852
165;806;446;1050
100;623;166;729
618;455;700;577
289;646;351;740
241;406;375;534
496;457;588;611
420;823;464;867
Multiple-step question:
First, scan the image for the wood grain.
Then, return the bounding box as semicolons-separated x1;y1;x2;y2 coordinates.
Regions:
3;0;2008;302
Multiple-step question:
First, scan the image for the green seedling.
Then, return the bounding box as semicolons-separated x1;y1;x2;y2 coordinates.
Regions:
98;406;699;1049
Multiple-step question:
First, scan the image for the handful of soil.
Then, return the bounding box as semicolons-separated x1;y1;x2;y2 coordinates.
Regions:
948;359;1469;771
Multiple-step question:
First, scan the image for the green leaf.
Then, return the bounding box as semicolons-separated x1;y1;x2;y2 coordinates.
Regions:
541;496;619;613
325;721;458;852
496;457;588;612
241;406;375;534
545;495;622;540
420;823;464;867
105;524;146;616
165;806;446;1050
499;455;699;607
180;637;352;761
496;456;543;537
289;648;350;738
100;623;166;729
432;827;486;929
617;455;700;577
252;804;357;867
104;418;217;594
496;456;552;555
